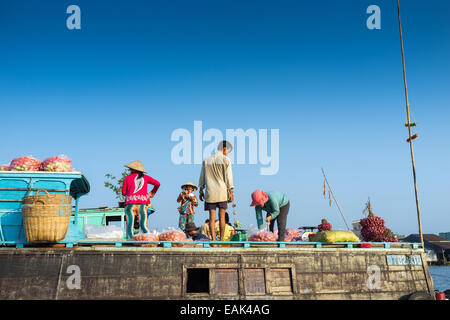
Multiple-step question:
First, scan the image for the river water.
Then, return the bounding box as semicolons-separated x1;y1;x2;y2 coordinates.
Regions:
429;265;450;292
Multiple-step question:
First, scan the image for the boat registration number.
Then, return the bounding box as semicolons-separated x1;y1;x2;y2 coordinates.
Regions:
386;255;422;266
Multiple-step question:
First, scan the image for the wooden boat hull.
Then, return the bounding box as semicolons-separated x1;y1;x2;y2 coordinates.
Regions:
0;246;434;300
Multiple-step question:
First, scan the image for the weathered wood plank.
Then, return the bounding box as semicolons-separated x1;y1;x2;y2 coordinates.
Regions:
271;268;292;294
214;269;239;295
243;268;266;294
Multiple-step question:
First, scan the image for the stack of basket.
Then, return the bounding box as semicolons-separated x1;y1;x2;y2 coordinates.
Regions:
22;189;72;242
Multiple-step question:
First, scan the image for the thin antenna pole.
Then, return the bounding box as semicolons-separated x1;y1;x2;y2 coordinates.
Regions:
321;168;350;230
396;0;424;248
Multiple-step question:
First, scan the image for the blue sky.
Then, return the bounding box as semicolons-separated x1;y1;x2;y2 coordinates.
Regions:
1;0;449;235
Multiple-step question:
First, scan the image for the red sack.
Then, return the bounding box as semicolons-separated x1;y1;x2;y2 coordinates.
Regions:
10;156;41;171
360;214;386;242
40;155;72;172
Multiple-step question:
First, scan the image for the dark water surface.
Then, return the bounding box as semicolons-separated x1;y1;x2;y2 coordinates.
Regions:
429;265;450;292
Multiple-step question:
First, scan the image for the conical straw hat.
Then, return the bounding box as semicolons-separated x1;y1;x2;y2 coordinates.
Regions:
181;182;198;190
124;160;146;173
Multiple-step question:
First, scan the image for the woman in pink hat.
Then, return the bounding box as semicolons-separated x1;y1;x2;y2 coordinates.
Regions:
250;190;290;242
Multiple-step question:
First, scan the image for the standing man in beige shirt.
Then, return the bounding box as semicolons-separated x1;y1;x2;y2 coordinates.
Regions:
199;140;234;242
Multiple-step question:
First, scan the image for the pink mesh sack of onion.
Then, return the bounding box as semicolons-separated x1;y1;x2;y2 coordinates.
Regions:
9;156;41;171
0;164;10;171
248;225;276;242
40;155;72;172
133;231;160;247
159;228;188;247
359;207;398;242
274;228;302;242
285;228;302;241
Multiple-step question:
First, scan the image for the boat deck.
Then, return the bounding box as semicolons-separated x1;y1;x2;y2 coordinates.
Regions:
0;239;422;250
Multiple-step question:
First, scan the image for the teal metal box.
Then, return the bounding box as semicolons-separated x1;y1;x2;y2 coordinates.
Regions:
0;171;89;245
75;207;125;233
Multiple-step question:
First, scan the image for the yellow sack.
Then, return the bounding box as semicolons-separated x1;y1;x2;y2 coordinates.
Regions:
311;231;360;243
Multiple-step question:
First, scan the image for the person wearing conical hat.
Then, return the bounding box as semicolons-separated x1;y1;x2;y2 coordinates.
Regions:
121;160;160;239
177;182;199;232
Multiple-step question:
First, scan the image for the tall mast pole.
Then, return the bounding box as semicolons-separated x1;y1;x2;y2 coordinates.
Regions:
396;0;424;247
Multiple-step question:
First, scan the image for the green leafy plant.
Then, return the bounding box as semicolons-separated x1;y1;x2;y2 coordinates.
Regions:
104;169;129;202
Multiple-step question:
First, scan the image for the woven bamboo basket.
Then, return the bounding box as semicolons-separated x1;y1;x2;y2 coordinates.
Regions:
22;189;72;242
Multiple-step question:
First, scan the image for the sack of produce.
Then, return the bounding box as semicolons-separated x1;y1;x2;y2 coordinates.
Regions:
311;231;360;243
285;228;302;241
250;231;276;242
0;164;10;171
248;225;276;242
10;155;41;171
318;218;332;232
360;212;386;242
40;155;72;172
274;228;302;242
376;228;398;242
359;202;398;242
133;231;159;247
159;228;187;247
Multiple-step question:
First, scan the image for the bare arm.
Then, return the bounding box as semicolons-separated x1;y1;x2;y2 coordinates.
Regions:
199;161;206;201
